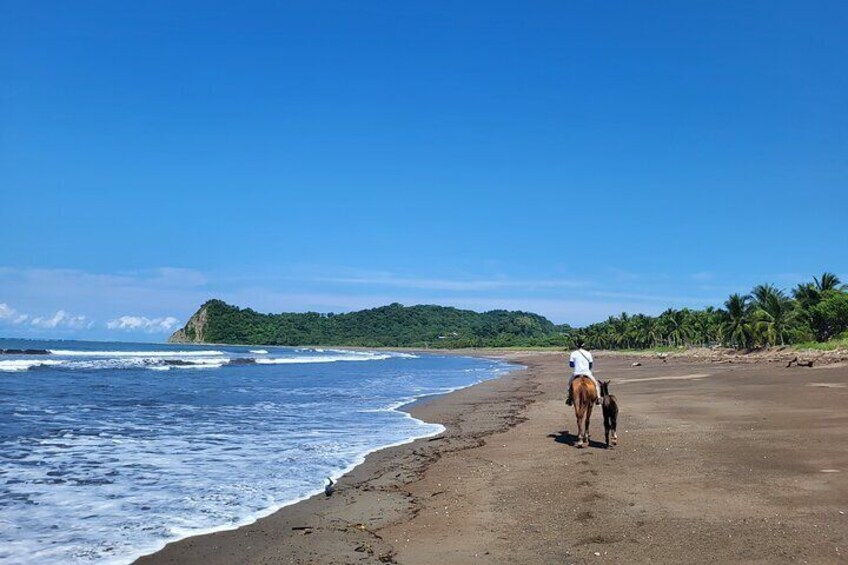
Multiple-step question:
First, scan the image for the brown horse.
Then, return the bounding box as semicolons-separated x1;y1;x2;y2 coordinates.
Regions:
571;375;598;448
599;380;618;448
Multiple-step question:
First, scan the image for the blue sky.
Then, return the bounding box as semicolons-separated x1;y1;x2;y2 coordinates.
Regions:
1;1;846;341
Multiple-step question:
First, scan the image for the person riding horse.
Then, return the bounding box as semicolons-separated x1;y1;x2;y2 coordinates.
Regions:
566;340;602;406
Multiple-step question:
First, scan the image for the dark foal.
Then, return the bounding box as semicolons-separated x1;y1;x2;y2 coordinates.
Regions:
599;380;618;448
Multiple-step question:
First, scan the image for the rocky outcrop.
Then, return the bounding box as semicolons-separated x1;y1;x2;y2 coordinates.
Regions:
168;303;210;343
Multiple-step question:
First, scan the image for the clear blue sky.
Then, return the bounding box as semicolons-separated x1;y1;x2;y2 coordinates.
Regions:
1;1;846;340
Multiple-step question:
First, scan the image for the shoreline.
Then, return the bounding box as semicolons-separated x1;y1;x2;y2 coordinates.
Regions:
136;349;848;564
134;352;533;565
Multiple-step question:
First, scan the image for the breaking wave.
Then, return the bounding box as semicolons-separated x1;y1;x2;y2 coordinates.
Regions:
1;348;418;372
0;340;514;564
0;359;64;372
48;349;226;357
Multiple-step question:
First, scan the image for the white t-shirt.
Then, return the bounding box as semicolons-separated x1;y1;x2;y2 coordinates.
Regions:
570;348;593;377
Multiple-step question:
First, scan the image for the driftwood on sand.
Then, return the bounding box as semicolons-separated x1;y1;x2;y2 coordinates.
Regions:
786;356;814;368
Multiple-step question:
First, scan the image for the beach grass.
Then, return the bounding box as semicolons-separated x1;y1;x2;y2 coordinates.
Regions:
612;345;687;354
793;337;848;351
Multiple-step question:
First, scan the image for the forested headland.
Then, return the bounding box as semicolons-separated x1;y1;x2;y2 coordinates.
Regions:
169;300;571;347
169;272;848;350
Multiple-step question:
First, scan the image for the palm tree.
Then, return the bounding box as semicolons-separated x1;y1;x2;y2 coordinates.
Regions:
752;283;781;308
753;290;798;346
793;273;844;311
690;309;715;347
814;272;843;291
617;313;632;348
630;314;653;349
721;293;753;349
793;282;820;309
648;320;663;348
655;309;679;347
662;309;692;347
703;306;724;345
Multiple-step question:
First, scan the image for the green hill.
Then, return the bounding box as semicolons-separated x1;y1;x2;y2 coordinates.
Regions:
169;273;848;349
168;299;573;348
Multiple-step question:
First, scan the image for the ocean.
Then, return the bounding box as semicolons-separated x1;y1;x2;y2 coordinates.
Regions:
0;339;516;564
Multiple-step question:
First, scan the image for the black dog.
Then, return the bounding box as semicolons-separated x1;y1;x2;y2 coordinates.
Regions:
599;380;618;448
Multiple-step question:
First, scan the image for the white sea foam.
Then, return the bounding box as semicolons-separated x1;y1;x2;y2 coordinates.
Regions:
330;350;419;359
49;349;226;357
2;348;415;372
0;344;516;565
0;356;233;372
256;354;392;364
255;350;417;364
171;361;227;369
0;359;64;372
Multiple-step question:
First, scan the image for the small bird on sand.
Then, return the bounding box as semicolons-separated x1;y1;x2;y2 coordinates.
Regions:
325;477;335;497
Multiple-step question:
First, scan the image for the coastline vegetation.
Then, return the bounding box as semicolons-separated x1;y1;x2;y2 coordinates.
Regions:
176;301;574;348
573;272;848;350
172;273;848;350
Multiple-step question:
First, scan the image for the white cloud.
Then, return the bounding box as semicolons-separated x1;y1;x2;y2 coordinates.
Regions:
0;264;756;333
1;302;90;330
30;310;91;329
309;273;586;292
0;303;17;320
0;267;210;323
0;303;30;325
106;316;181;333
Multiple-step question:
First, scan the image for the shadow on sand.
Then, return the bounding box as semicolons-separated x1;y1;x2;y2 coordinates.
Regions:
547;430;608;449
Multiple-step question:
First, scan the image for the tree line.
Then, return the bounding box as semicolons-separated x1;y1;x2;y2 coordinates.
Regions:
172;272;847;349
177;300;575;348
573;272;848;350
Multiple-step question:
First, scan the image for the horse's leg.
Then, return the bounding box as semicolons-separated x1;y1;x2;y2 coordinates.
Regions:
574;405;585;448
611;413;618;445
575;410;583;447
585;406;592;446
604;412;610;447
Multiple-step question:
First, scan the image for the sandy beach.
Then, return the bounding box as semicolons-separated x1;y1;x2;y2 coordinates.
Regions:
137;350;848;564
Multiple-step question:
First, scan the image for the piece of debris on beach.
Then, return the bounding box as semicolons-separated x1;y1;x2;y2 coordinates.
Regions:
786;356;814;368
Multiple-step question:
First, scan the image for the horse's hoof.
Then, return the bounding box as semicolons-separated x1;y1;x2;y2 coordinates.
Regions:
575;442;585;448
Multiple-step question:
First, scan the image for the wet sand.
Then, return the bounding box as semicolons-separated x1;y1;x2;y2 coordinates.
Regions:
137;351;848;564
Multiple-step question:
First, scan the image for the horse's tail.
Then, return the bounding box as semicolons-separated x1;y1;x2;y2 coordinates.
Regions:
573;377;596;416
575;376;598;405
576;382;590;408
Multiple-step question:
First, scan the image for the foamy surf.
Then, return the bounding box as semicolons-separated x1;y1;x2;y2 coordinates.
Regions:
0;339;515;565
48;349;226;357
0;347;417;372
255;353;393;364
0;357;232;372
0;359;64;372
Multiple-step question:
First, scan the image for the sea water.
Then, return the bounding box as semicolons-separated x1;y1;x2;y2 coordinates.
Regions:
0;339;516;564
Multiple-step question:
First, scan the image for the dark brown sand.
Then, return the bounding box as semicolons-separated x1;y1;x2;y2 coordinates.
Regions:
136;351;848;564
